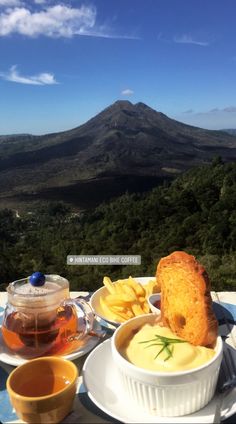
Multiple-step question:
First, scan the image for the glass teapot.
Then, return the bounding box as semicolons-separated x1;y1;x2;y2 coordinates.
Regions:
2;272;94;358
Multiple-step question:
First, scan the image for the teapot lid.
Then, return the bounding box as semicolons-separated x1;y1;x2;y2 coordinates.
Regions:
7;273;69;308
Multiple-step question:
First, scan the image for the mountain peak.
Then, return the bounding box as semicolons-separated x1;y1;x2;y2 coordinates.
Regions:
113;100;153;111
135;101;149;109
96;100;134;119
100;100;159;117
113;100;133;107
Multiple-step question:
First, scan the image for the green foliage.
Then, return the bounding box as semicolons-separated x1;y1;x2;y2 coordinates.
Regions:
1;162;236;292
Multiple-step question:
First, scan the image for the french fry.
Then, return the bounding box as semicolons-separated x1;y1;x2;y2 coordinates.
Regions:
105;294;129;307
131;302;145;316
138;296;146;303
124;309;135;319
145;279;158;298
99;297;122;321
120;284;136;302
111;305;127;312
109;305;133;321
103;276;117;294
128;276;146;296
112;281;135;302
99;275;158;323
141;300;151;314
113;283;123;294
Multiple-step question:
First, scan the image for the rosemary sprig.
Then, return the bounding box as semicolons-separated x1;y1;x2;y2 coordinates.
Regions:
139;334;186;361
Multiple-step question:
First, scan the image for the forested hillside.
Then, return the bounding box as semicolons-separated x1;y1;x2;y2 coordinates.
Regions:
1;158;236;292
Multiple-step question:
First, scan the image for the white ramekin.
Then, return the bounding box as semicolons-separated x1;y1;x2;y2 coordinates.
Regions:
111;313;223;417
147;293;161;314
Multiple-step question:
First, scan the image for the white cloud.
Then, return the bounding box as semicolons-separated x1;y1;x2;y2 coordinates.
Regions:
0;4;96;37
223;106;236;113
174;34;209;46
177;105;236;130
183;109;194;114
0;0;22;5
176;108;236;130
0;3;138;39
209;108;219;113
0;65;58;85
208;106;236;113
121;88;134;96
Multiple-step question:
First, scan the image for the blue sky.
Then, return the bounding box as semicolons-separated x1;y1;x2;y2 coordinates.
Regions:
0;0;236;134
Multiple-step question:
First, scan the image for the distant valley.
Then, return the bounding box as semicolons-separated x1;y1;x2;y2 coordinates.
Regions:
1;100;236;210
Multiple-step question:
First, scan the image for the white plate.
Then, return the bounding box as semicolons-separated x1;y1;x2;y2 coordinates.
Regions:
0;320;103;367
90;276;156;328
83;339;236;423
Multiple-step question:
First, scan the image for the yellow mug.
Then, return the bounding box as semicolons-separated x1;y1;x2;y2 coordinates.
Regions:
7;356;78;424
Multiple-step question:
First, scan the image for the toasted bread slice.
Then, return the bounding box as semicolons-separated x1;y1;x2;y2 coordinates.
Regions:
156;251;218;347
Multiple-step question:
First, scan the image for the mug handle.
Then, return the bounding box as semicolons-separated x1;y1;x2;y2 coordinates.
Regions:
63;297;94;341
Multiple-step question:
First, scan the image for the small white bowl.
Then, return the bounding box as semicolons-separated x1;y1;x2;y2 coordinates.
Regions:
90;286;120;327
148;293;161;314
111;313;223;417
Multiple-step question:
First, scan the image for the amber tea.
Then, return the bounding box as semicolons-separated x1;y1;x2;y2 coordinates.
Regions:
2;305;77;358
17;374;71;397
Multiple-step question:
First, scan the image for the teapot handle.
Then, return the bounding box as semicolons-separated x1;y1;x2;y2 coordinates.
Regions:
63;297;94;341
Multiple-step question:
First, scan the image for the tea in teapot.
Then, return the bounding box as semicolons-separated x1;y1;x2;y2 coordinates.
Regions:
2;272;94;358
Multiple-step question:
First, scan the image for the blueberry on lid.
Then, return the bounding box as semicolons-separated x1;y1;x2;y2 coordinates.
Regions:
29;272;46;287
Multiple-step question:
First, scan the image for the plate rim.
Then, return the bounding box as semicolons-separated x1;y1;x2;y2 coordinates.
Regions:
0;320;102;367
82;338;236;423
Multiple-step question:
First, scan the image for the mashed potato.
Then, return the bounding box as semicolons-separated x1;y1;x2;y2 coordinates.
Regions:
120;323;215;372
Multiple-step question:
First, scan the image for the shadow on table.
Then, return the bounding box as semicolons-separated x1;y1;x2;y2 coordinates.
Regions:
213;302;235;338
223;414;236;423
0;366;17;423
